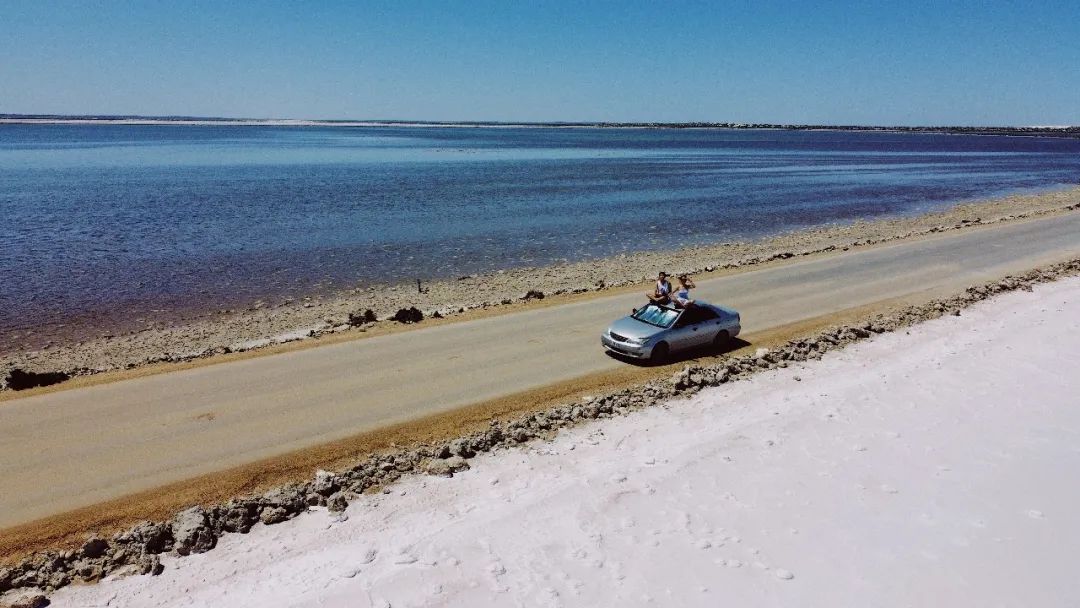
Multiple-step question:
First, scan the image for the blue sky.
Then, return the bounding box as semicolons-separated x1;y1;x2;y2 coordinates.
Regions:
2;0;1078;124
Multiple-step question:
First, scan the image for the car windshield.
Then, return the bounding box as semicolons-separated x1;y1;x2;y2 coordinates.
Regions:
632;304;680;328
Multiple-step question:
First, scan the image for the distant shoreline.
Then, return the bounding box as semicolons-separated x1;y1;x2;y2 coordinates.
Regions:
1;115;1078;137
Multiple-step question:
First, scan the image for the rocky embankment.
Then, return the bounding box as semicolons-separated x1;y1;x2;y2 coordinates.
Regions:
3;257;1078;606
3;187;1079;393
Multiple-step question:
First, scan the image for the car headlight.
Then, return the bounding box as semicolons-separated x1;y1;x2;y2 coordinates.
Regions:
624;336;650;346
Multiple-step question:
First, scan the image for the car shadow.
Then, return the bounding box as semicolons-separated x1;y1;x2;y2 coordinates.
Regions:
606;337;752;368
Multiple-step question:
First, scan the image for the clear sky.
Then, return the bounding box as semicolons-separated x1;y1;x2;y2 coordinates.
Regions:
2;0;1078;125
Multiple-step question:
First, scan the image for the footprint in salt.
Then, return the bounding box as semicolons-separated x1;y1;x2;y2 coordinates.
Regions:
881;484;899;494
360;548;378;564
677;511;692;532
725;559;743;568
1027;509;1045;519
774;569;795;580
394;549;419;565
418;549;442;567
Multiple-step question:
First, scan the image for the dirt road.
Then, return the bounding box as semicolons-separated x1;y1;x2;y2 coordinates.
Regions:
2;212;1079;530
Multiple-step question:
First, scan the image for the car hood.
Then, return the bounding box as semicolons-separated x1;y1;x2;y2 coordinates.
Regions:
607;315;665;340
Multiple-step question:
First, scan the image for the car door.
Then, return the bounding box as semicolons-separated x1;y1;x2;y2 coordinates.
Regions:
668;307;710;350
685;307;721;347
694;307;726;344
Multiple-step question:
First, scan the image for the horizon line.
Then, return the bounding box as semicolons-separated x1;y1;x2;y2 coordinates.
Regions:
0;113;1077;131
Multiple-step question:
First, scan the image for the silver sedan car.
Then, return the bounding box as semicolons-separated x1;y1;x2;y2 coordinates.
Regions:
601;301;741;362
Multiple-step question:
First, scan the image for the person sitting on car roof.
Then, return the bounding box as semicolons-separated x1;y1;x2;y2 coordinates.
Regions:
672;274;696;308
646;271;673;305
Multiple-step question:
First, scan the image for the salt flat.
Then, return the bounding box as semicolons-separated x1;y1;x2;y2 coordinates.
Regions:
50;277;1080;607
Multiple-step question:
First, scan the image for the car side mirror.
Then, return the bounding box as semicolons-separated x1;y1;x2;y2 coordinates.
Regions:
632;307;639;314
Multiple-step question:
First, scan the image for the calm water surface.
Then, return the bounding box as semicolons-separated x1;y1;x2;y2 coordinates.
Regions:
2;125;1079;347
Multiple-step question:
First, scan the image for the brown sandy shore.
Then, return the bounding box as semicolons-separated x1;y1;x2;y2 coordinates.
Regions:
3;186;1080;393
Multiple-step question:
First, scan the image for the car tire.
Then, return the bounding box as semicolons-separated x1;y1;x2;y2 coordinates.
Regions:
713;330;730;348
650;341;669;363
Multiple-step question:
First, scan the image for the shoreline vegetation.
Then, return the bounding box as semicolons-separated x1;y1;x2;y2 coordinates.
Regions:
3;186;1079;393
1;114;1078;136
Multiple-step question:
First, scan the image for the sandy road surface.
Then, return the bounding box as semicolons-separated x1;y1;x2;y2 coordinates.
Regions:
2;212;1079;530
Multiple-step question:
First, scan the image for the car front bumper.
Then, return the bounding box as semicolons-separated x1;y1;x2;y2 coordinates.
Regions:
601;333;651;359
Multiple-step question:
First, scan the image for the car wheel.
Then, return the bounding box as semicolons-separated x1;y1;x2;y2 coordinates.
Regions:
650;341;669;363
713;330;730;348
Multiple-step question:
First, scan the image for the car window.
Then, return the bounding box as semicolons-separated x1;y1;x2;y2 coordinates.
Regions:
675;309;699;327
676;307;718;327
632;304;679;328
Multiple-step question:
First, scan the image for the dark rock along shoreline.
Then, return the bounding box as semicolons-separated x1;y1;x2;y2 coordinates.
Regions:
3;257;1078;603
